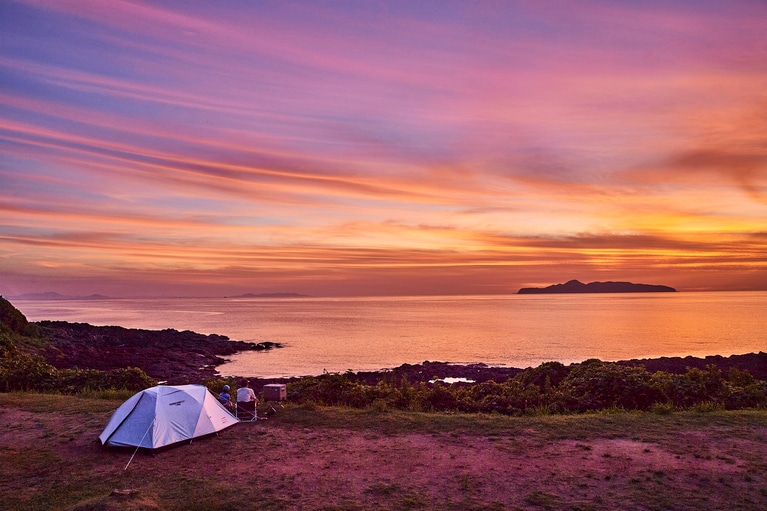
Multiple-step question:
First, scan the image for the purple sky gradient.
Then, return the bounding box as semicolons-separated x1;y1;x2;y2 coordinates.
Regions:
1;0;766;297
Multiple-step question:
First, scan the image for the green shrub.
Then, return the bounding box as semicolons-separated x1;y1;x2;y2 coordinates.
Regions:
203;377;237;395
652;365;733;408
369;398;389;412
423;381;459;411
0;297;40;337
691;400;725;413
104;367;157;391
723;369;767;409
557;360;664;412
55;368;107;393
680;366;727;405
287;372;375;408
514;361;570;391
0;337;58;392
283;360;766;415
526;403;554;416
650;402;676;415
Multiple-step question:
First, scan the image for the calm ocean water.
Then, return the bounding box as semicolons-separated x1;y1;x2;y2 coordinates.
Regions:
13;292;767;378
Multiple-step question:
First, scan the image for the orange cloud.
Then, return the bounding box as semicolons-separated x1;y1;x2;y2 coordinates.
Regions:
2;1;767;296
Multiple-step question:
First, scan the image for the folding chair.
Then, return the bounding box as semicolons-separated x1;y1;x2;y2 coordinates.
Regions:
236;400;257;422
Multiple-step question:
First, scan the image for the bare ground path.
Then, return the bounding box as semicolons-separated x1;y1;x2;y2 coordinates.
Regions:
1;394;766;510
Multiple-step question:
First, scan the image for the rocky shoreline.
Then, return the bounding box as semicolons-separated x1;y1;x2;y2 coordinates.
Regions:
35;320;281;384
32;320;767;387
324;353;767;388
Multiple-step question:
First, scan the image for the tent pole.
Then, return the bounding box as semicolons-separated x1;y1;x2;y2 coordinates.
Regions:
124;418;155;471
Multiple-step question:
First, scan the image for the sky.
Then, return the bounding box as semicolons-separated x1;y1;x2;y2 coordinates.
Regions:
1;0;766;298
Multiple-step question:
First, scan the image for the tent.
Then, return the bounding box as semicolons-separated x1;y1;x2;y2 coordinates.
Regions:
99;384;239;449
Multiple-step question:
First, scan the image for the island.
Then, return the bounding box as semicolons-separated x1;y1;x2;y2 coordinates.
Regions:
518;279;676;294
10;292;111;300
229;292;309;298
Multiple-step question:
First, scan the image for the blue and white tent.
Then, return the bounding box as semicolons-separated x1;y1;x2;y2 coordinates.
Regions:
99;384;238;449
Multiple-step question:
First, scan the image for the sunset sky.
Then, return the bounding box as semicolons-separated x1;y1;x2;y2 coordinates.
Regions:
2;0;766;297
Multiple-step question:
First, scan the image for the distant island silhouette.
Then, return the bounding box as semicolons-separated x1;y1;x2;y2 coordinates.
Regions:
9;292;111;300
518;279;676;294
231;292;309;298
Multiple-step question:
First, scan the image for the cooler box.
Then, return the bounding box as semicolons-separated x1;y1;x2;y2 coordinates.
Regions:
263;384;287;401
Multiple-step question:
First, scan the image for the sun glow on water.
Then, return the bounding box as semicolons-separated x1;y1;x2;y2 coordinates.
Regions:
14;292;767;378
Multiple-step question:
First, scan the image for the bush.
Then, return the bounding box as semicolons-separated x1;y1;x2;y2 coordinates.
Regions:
55;368;108;394
204;377;238;396
287;372;375;408
0;297;40;337
104;367;157;391
652;365;729;408
514;361;569;392
0;333;58;392
284;360;766;415
650;402;676;415
422;381;459;411
1;330;156;394
691;401;725;413
723;369;767;409
557;360;664;412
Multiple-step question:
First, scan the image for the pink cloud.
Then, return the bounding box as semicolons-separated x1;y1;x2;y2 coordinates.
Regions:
3;1;767;296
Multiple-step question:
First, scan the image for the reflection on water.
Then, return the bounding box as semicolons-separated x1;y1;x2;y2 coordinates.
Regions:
13;292;767;378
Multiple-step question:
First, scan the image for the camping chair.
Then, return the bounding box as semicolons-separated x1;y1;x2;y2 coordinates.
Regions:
236;400;257;422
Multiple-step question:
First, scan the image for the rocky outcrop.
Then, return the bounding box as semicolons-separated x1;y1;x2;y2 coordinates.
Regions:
518;280;676;294
347;353;767;386
350;361;522;385
250;353;767;389
35;320;281;384
617;352;767;381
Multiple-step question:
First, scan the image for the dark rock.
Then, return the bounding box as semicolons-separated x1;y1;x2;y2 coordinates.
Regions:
350;361;522;385
616;352;767;381
35;320;281;385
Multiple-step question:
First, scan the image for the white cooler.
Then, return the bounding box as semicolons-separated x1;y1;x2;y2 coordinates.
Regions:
263;383;287;401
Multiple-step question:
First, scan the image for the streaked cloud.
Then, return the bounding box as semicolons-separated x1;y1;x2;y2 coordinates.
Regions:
1;0;766;296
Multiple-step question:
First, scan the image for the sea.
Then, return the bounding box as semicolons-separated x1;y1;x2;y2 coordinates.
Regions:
12;292;767;379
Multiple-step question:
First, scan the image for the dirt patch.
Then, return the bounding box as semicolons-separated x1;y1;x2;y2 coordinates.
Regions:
2;401;766;511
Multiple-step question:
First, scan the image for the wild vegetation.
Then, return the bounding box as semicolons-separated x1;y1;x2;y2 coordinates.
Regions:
275;359;767;415
0;297;158;394
3;296;766;415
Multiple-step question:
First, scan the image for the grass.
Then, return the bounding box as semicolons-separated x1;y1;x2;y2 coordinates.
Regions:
1;393;767;510
278;404;767;452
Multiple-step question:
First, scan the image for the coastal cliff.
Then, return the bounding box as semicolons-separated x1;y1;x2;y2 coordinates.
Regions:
518;279;676;294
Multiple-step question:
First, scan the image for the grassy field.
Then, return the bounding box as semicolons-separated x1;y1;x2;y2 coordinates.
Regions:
1;392;766;510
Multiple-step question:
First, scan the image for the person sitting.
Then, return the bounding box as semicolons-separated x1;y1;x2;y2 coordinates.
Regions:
218;384;234;412
236;380;258;420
